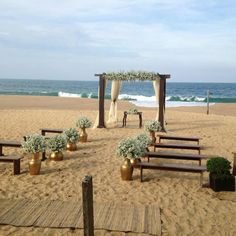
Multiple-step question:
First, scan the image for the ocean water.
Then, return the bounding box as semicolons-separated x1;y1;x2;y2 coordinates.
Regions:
0;79;236;108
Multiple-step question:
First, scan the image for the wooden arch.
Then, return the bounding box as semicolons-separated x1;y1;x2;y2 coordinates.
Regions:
95;72;171;131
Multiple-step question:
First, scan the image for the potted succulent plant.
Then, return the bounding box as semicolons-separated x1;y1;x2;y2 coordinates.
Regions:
144;120;161;143
63;128;79;151
207;157;235;192
76;117;92;142
22;134;46;175
116;137;143;180
47;134;67;161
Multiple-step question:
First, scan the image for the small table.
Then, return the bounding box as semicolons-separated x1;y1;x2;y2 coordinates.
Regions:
122;111;142;128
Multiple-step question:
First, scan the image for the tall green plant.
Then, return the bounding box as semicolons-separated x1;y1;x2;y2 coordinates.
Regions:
207;157;232;177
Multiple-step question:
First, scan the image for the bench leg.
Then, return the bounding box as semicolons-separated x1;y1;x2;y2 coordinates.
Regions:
0;145;3;156
42;151;47;161
13;160;20;175
199;159;201;166
140;167;143;182
200;173;203;186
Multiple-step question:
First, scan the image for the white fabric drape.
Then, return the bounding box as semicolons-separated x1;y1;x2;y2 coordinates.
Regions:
107;80;122;126
153;79;160;121
93;80;107;129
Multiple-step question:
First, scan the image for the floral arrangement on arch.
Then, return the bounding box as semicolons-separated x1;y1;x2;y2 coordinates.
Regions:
47;134;67;153
104;71;160;81
22;134;46;154
144;120;161;132
76;117;92;129
63;128;79;143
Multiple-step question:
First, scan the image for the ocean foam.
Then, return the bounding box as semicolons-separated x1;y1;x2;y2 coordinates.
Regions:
58;91;81;98
118;94;212;107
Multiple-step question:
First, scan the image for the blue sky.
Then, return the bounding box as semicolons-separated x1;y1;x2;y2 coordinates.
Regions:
0;0;235;82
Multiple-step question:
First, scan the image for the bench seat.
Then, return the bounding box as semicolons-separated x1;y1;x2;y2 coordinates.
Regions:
153;143;202;154
0;155;23;175
41;128;64;135
134;162;207;185
145;151;209;165
0;140;22;155
157;134;200;144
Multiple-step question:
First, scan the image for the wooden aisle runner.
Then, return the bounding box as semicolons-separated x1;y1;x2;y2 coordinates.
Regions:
0;199;161;235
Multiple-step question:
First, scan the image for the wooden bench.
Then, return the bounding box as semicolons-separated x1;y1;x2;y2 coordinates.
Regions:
0;155;23;175
41;128;64;136
0;140;22;156
40;128;64;160
135;162;207;185
153;143;202;154
157;134;200;144
145;151;209;165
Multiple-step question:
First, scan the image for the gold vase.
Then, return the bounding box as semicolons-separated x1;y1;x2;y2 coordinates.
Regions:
29;152;41;175
130;158;141;167
66;142;77;151
80;128;88;143
49;151;63;161
150;131;156;144
120;158;133;181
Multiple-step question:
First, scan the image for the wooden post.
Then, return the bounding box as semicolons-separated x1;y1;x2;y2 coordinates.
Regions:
207;90;210;115
163;78;166;112
82;176;94;236
98;74;106;128
233;152;236;176
158;78;165;132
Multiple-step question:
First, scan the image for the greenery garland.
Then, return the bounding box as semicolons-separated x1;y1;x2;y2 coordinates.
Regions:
104;71;160;81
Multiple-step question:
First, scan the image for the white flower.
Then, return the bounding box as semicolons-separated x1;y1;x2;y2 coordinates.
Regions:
76;117;92;129
22;134;46;154
47;134;67;153
128;108;138;114
116;137;143;160
135;133;152;152
105;71;160;81
63;128;79;143
144;120;161;132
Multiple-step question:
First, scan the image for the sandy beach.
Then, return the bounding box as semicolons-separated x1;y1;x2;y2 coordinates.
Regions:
0;96;235;236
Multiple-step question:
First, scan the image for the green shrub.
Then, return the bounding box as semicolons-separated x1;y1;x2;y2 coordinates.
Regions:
207;157;232;177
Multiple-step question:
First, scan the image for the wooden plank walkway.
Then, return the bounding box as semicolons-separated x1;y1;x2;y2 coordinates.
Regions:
0;199;161;235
